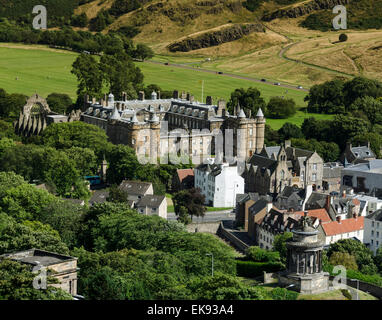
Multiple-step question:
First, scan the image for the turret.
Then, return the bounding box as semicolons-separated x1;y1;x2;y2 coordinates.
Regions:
256;108;265;153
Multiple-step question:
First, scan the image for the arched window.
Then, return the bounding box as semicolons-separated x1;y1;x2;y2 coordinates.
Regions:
280;170;285;180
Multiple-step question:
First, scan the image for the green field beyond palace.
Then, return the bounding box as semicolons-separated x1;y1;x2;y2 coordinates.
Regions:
0;44;333;129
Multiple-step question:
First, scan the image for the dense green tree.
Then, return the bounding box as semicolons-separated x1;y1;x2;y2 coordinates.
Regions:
374;247;382;273
351;132;382;158
71;53;104;97
329;252;358;271
328;239;377;274
133;43;154;61
227;87;266;118
266;97;297;119
41;121;111;159
39;201;85;249
64;147;98;176
0;259;73;300
46;93;73;115
173;188;206;224
106;144;140;185
305;80;345;114
290;138;340;162
0;183;58;222
107;184;129;203
273;232;293;262
0;137;15;157
349;96;382;125
343;77;382;109
245;246;281;263
71;12;88;28
278;122;304;141
0;213;69;255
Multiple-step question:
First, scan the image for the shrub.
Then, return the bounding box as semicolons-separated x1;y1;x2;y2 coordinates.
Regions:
339;33;348;42
236;260;284;278
245;246;281;263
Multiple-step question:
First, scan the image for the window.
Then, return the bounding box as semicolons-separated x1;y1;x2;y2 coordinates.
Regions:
372;221;375;227
372;230;374;236
313;163;317;170
249;128;253;136
312;173;317;182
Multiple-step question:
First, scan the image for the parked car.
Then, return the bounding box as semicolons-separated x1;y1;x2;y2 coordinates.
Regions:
261;78;266;82
297;85;303;89
164;62;169;65
274;82;281;86
218;71;223;74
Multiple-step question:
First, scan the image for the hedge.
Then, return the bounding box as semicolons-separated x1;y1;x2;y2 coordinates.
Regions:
325;264;382;287
236;260;284;278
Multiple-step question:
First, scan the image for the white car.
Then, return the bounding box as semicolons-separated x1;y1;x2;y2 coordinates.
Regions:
297;85;303;89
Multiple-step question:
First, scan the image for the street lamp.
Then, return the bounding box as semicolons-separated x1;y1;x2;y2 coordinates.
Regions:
206;253;214;277
351;279;359;300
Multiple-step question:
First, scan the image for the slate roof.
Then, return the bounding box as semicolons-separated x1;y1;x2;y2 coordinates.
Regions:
323;163;344;179
119;180;152;195
263;146;281;159
248;154;278;174
366;209;382;221
278;186;305;199
351;146;375;159
88;190;109;206
136;195;166;208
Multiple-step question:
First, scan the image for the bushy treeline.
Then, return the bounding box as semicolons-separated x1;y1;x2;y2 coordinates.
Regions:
0;20;134;55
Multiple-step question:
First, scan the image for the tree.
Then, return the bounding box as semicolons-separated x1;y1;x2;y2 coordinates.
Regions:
71;13;88;28
339;33;348;42
134;43;154;61
106;144;140;185
343;77;382;109
349;96;382;125
0;259;72;300
173;188;206;224
0;137;16;157
71;53;104;97
278;123;304;141
266;97;297;119
329;252;358;270
273;232;293;262
0;213;69;255
107;184;129;203
374;246;382;273
39;200;86;249
41;121;111;159
246;246;281;263
328;239;377;274
64;147;98;176
227;87;266;118
351;132;382;158
304;80;345;114
46;93;73;115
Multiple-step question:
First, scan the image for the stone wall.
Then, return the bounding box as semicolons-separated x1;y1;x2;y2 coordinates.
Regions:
186;222;221;234
217;222;249;253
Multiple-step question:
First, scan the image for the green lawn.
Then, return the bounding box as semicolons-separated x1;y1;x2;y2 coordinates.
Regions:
0;44;78;99
0;43;333;130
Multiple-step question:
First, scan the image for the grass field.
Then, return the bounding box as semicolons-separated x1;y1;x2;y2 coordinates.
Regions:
0;43;334;129
0;44;78;99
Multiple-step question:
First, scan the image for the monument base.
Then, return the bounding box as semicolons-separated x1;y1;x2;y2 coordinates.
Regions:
278;271;330;295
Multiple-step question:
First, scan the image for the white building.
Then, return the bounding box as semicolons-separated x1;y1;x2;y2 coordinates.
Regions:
352;194;382;216
319;216;364;247
195;160;244;207
364;209;382;255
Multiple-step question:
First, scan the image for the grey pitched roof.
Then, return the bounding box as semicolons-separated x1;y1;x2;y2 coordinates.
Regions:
279;186;305;199
119;180;152;195
367;209;382;221
351;146;375;159
285;146;313;159
263;146;281;159
89;190;109;205
136;195;165;208
248;154;278;175
248;198;268;215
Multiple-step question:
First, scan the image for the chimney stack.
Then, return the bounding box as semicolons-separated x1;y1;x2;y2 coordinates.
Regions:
325;195;331;212
190;95;195;103
342;190;346;198
186;93;191;101
138;91;145;101
173;90;179;99
206;96;213;105
336;216;341;224
158;91;161;99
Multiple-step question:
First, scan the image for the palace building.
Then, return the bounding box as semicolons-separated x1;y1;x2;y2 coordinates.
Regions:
81;90;266;163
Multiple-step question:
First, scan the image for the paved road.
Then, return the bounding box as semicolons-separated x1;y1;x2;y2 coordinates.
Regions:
167;210;235;223
146;60;309;92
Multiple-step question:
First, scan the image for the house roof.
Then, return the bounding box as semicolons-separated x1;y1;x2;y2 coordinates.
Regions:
321;217;364;236
294;208;332;223
119;180;152;195
2;249;76;267
176;169;194;182
366;209;382;221
136;195;166;208
89;190;109;206
351;146;375;159
248;154;278;174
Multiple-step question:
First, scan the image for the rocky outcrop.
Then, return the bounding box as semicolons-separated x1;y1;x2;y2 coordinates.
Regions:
262;0;350;22
167;23;265;52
